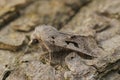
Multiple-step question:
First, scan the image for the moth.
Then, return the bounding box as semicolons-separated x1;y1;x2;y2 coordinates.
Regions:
29;25;97;63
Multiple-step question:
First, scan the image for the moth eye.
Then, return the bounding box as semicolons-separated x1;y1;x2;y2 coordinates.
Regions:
51;36;55;39
32;39;39;44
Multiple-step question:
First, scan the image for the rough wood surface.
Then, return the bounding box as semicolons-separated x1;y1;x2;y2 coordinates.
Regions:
0;0;120;80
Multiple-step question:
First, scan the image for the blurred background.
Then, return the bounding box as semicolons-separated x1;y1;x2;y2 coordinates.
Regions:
0;0;120;80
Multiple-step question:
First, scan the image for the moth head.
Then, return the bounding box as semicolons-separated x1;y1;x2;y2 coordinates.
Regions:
29;25;57;45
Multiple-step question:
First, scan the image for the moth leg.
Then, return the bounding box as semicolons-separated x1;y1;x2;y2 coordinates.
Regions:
47;50;55;65
41;41;52;64
48;50;52;64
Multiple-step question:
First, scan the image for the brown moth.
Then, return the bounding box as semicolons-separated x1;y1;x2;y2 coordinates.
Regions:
29;25;97;61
